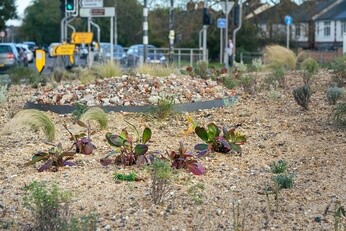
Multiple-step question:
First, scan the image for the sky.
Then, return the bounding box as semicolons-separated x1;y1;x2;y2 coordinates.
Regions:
6;0;32;27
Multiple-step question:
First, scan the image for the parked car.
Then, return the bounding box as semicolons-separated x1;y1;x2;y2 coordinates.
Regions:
23;41;38;54
78;44;89;59
99;43;127;64
126;44;166;66
0;43;20;73
16;44;34;63
48;42;61;57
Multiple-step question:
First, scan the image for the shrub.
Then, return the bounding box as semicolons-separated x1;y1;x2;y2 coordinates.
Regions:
239;74;256;94
194;60;209;79
331;102;346;126
270;160;288;174
326;86;344;105
263;45;297;71
301;58;319;85
292;85;312;110
7;66;40;85
329;56;346;87
23;181;71;230
149;160;172;204
150;95;176;120
51;67;72;83
273;174;294;189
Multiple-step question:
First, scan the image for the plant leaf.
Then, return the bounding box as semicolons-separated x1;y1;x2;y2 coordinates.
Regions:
106;132;124;147
230;143;242;153
135;144;148;156
76;120;88;128
194;143;208;151
100;157;113;166
195;127;208;142
142;127;152;143
38;159;53;172
187;162;206;175
197;149;209;158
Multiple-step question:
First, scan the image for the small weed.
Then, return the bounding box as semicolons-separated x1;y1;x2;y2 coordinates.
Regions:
269;160;288;174
152;95;176;120
262;183;280;213
194;60;209;79
114;172;138;182
231;200;248;231
187;183;205;205
149;160;172;205
273;174;294;189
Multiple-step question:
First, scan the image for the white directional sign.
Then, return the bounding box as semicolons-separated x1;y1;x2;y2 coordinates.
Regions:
80;0;103;8
220;1;234;15
80;7;115;17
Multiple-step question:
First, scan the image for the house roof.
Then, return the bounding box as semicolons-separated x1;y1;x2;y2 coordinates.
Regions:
291;0;336;22
315;0;346;20
252;0;299;24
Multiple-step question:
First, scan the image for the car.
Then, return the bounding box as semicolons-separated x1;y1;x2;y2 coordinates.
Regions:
78;44;89;59
126;44;166;66
23;41;38;53
48;42;61;57
0;43;20;73
16;44;34;63
99;43;127;64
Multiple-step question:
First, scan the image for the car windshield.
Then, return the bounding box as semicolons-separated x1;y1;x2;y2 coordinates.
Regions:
0;45;13;53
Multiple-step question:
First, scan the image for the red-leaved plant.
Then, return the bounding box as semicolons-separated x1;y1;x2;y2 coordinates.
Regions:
64;121;96;155
165;141;206;175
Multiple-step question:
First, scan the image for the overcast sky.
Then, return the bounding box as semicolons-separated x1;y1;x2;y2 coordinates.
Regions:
6;0;31;26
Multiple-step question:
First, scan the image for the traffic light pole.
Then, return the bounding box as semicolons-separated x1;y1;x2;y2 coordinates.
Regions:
232;3;242;64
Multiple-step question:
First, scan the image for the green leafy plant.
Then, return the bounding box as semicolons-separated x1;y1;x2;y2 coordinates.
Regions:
25;142;76;172
23;181;71;230
101;122;153;166
270;160;288;174
329;56;346;87
4;109;56;141
194;123;246;155
187;183;205;205
149;160;172;204
332;102;346;126
292;85;312;110
326;86;344;105
151;95;176;120
301;57;319;85
273;174;294;189
166;141;206;175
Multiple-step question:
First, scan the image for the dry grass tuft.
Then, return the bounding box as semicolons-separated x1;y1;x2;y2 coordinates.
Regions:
79;107;108;130
3;109;56;141
135;64;174;77
263;45;297;70
92;60;123;79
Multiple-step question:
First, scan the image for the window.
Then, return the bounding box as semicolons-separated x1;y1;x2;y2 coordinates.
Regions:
295;24;301;36
341;20;346;36
324;21;331;36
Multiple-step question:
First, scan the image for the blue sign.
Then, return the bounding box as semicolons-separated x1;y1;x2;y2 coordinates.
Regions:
217;18;226;29
285;15;293;25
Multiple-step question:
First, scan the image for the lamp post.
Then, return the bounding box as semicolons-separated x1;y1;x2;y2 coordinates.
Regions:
169;0;174;64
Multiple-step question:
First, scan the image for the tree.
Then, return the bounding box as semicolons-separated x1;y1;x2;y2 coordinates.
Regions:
19;0;60;46
1;0;18;31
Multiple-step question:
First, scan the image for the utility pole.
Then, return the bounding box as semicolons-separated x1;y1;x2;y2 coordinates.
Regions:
169;0;174;64
143;0;148;64
203;0;208;62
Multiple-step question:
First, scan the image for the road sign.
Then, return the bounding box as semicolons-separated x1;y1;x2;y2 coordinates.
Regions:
54;44;76;56
71;32;93;44
80;7;115;17
35;50;45;74
0;31;6;38
220;1;234;15
80;0;103;8
285;15;293;25
217;18;226;29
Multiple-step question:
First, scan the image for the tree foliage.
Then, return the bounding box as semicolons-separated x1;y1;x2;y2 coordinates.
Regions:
1;0;18;31
19;0;60;46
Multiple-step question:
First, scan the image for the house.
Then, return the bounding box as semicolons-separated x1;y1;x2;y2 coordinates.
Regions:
248;0;346;51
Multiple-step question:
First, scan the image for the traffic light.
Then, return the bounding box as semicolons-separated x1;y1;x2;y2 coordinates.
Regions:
203;8;212;25
233;5;240;26
66;0;76;12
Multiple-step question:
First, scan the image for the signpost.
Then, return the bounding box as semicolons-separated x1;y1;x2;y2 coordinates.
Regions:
285;15;293;49
219;1;234;67
35;50;45;74
79;7;115;17
54;44;76;56
80;0;103;8
71;32;93;44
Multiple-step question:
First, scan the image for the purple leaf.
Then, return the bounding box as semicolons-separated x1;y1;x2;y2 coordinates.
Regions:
63;161;75;166
194;143;208;151
187;162;206;175
100;157;113;166
197;149;208;158
38;159;53;172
